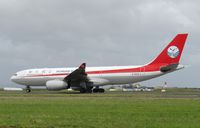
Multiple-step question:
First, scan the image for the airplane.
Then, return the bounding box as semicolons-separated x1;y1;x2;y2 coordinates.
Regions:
10;33;188;93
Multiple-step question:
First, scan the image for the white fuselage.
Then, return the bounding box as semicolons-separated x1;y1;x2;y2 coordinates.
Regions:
11;65;183;87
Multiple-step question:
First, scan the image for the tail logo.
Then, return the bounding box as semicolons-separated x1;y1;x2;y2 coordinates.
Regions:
167;46;180;58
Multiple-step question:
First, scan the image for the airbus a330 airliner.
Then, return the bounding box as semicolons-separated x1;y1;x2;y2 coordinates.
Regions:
11;34;188;93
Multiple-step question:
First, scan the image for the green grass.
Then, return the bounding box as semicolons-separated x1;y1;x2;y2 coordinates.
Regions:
0;89;200;128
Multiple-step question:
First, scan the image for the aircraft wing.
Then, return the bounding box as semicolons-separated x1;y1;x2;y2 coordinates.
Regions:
160;63;179;72
63;63;90;87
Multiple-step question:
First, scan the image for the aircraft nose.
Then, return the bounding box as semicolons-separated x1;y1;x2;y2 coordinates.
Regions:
10;75;18;83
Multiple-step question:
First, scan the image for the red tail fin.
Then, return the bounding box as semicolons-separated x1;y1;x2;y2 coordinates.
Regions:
149;33;188;66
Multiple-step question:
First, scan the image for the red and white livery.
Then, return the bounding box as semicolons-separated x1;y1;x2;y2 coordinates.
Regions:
11;34;188;93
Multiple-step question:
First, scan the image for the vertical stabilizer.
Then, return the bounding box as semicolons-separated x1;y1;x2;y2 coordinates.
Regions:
148;34;188;66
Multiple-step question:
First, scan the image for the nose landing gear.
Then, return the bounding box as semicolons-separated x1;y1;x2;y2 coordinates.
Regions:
25;86;31;93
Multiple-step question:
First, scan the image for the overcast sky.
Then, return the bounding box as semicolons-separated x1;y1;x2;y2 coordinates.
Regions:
0;0;200;88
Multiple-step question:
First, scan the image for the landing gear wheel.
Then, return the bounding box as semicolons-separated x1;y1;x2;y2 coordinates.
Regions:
25;86;31;93
93;88;98;93
93;88;105;93
26;89;31;93
86;89;92;93
80;85;93;93
80;88;93;93
80;88;86;93
86;86;93;93
98;88;105;93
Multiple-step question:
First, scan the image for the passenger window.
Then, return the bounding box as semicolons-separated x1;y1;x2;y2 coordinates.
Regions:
42;70;45;74
35;70;38;74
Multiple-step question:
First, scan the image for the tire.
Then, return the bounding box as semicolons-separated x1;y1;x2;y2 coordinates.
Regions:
99;88;105;93
80;88;86;93
86;89;92;93
93;88;98;93
26;89;31;93
93;88;105;93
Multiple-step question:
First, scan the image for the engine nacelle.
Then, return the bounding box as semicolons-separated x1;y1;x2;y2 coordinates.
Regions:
46;80;68;91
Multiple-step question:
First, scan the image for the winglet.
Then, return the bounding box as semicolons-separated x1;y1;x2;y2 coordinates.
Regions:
79;63;86;69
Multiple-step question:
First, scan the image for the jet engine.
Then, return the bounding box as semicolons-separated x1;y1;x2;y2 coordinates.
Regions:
46;80;68;91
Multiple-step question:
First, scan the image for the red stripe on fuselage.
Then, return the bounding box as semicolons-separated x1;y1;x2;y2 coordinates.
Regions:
86;64;164;74
24;64;164;77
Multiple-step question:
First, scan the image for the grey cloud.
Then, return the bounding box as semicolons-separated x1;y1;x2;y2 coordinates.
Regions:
0;0;200;87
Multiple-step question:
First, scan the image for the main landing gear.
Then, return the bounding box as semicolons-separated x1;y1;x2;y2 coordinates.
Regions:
79;87;105;93
25;86;31;93
93;88;105;93
80;87;93;93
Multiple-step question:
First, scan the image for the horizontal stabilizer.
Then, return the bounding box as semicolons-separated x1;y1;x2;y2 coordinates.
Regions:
160;63;179;72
